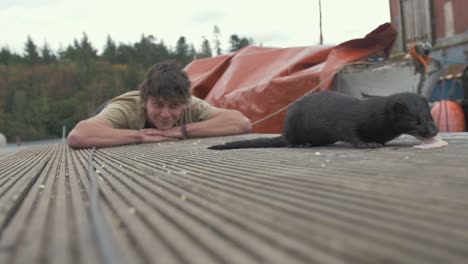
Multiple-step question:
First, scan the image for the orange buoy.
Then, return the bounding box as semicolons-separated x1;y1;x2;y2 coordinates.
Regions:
431;100;466;132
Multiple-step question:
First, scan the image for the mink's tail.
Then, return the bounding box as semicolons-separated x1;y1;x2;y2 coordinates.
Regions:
208;136;285;150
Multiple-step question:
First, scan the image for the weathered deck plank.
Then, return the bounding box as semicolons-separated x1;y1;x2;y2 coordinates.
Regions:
1;133;468;264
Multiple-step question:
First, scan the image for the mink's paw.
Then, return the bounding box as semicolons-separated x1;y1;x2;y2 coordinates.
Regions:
366;142;383;149
354;142;383;149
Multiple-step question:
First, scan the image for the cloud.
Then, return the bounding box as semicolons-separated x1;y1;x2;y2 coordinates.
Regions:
249;32;291;46
0;0;57;9
191;11;225;24
1;0;391;54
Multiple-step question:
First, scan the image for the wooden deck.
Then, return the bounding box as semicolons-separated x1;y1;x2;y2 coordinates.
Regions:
1;133;468;264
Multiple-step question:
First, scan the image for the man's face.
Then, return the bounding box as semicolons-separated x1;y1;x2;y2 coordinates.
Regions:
145;97;187;130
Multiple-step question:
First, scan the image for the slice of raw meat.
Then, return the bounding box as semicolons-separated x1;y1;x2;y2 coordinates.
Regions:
413;136;448;149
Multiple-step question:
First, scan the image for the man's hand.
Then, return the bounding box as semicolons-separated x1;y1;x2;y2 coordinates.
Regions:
139;128;180;143
140;127;184;139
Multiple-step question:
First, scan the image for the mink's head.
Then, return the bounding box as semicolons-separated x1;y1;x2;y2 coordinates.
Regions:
387;93;438;139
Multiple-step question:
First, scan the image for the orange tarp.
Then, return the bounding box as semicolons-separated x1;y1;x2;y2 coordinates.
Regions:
185;23;397;133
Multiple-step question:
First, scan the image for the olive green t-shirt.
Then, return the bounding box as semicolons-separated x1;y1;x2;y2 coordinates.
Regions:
96;91;216;129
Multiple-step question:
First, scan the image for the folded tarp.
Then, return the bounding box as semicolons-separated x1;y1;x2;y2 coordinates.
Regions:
185;23;397;133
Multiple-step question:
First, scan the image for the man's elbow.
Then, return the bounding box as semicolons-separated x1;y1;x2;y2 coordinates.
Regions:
240;116;252;133
67;130;86;149
67;121;90;149
233;110;252;134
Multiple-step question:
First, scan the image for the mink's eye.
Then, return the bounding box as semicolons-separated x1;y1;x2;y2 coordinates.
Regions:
416;117;422;125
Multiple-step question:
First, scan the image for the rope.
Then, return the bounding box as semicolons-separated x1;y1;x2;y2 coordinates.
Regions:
252;70;340;127
87;147;120;264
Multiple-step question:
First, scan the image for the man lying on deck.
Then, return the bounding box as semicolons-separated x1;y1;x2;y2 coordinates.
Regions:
67;62;251;149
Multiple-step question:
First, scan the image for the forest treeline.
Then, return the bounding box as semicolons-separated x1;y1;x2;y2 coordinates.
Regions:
0;27;254;143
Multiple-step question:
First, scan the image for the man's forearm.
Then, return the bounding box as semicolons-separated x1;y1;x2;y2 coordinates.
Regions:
183;110;251;138
67;122;142;148
68;109;252;148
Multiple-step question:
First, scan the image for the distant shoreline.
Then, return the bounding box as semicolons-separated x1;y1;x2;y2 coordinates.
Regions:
6;138;62;148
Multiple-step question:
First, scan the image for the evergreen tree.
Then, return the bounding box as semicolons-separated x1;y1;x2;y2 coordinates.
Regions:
1;47;22;64
57;44;66;61
154;40;170;62
71;33;98;89
134;34;170;67
60;40;79;62
102;35;118;63
24;36;40;64
213;25;222;55
134;34;153;66
228;34;253;52
0;47;12;65
59;33;97;63
115;43;134;64
189;44;197;61
125;60;142;90
0;47;17;65
78;32;97;60
175;36;191;66
199;36;212;58
40;42;56;63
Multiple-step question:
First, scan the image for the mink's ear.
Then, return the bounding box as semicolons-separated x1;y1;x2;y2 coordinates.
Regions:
393;101;408;114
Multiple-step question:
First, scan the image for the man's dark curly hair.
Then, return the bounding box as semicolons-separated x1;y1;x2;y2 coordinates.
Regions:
139;61;191;105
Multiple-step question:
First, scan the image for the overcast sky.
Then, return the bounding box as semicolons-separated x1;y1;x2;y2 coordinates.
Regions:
0;0;391;55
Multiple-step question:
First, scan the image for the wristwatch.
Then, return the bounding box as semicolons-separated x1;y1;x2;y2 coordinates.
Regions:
181;124;188;139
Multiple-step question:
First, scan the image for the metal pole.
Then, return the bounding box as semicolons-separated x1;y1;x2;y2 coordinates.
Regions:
62;125;66;143
319;0;323;45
